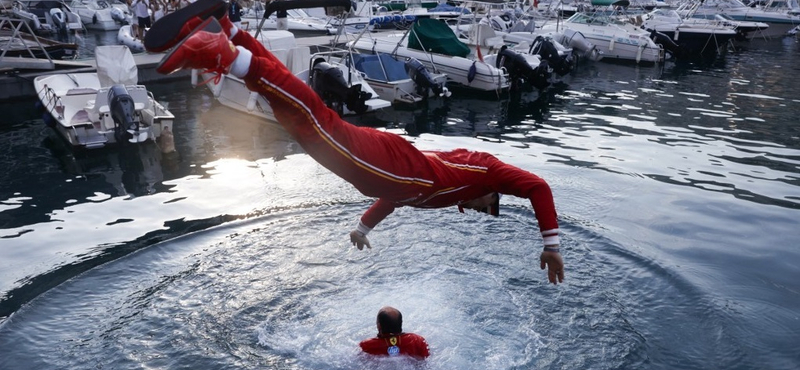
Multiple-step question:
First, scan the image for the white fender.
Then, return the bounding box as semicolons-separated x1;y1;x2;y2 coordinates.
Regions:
246;91;259;111
212;74;224;97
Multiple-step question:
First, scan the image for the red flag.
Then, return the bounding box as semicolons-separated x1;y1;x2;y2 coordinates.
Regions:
476;44;484;62
534;0;539;8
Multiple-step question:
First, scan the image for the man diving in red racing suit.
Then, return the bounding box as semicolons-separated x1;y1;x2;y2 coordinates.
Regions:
145;0;564;284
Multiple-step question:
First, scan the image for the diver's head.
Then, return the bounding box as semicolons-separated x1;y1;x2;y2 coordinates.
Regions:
377;306;403;336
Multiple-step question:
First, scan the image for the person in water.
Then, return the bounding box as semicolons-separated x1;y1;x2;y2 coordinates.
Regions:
359;306;430;360
143;0;564;284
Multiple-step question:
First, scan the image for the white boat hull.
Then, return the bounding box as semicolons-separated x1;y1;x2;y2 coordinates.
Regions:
349;34;510;93
540;15;664;64
34;73;174;149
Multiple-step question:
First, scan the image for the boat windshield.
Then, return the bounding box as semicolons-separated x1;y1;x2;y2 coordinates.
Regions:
652;9;682;20
568;12;611;26
699;0;748;8
350;53;409;82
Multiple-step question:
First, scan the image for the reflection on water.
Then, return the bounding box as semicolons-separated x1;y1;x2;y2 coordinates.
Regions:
1;36;799;370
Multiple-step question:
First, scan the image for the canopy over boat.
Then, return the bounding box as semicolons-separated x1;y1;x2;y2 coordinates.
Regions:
408;18;470;58
95;45;138;86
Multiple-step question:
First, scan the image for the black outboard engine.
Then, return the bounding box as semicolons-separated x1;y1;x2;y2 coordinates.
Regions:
49;8;68;35
309;58;372;115
404;57;445;97
649;29;684;59
531;36;573;77
496;46;551;91
108;84;139;143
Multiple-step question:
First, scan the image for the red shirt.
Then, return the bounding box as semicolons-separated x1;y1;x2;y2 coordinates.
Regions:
359;333;430;360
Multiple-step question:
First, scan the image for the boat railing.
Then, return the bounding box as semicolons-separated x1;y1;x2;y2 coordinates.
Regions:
0;16;57;69
38;83;65;120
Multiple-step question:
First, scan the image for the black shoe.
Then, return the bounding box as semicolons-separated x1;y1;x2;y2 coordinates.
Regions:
144;0;228;53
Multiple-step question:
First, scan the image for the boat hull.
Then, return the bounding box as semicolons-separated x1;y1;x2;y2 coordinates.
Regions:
34;73;174;149
350;35;510;94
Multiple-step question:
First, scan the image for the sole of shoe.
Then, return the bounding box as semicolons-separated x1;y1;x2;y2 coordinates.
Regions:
144;0;227;53
156;17;223;74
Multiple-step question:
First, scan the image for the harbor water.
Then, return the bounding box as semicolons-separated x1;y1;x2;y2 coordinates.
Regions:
0;32;799;369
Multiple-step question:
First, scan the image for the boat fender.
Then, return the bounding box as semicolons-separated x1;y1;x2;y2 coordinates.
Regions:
468;61;477;83
93;13;98;25
158;125;176;153
636;43;643;63
609;37;615;51
246;91;258;112
212;74;224;97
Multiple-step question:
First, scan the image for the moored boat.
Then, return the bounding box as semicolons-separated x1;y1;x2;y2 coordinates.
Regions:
34;45;175;150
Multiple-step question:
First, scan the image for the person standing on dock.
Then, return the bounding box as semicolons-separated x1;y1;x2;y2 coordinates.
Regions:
143;0;564;285
129;0;151;40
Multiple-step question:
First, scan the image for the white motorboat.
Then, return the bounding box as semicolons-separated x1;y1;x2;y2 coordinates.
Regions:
68;0;131;30
11;0;55;35
34;45;175;150
198;30;391;120
678;0;800;38
636;8;739;56
349;17;511;94
695;13;770;40
346;52;451;104
461;7;603;64
539;11;665;64
9;0;81;35
343;15;450;105
240;5;331;35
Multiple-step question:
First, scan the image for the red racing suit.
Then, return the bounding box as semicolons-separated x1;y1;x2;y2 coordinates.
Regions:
359;333;430;360
229;30;559;245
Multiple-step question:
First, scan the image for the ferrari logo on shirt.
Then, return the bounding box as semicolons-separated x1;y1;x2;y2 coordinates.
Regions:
387;336;399;356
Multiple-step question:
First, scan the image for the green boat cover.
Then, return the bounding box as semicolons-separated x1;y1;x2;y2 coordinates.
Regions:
407;18;470;58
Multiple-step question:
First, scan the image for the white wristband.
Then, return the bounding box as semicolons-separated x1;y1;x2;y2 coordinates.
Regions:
356;221;372;236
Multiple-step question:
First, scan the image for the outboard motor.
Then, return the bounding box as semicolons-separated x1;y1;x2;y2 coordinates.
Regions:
404;57;448;98
49;8;67;34
309;58;372;115
496;46;551;91
531;36;573;76
108;84;143;143
649;29;684;59
110;7;128;24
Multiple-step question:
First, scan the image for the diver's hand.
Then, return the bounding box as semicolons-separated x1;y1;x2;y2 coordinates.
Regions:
350;230;371;250
540;245;564;285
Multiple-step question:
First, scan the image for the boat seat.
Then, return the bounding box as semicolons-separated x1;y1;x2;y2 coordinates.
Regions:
66;87;97;96
70;109;91;125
